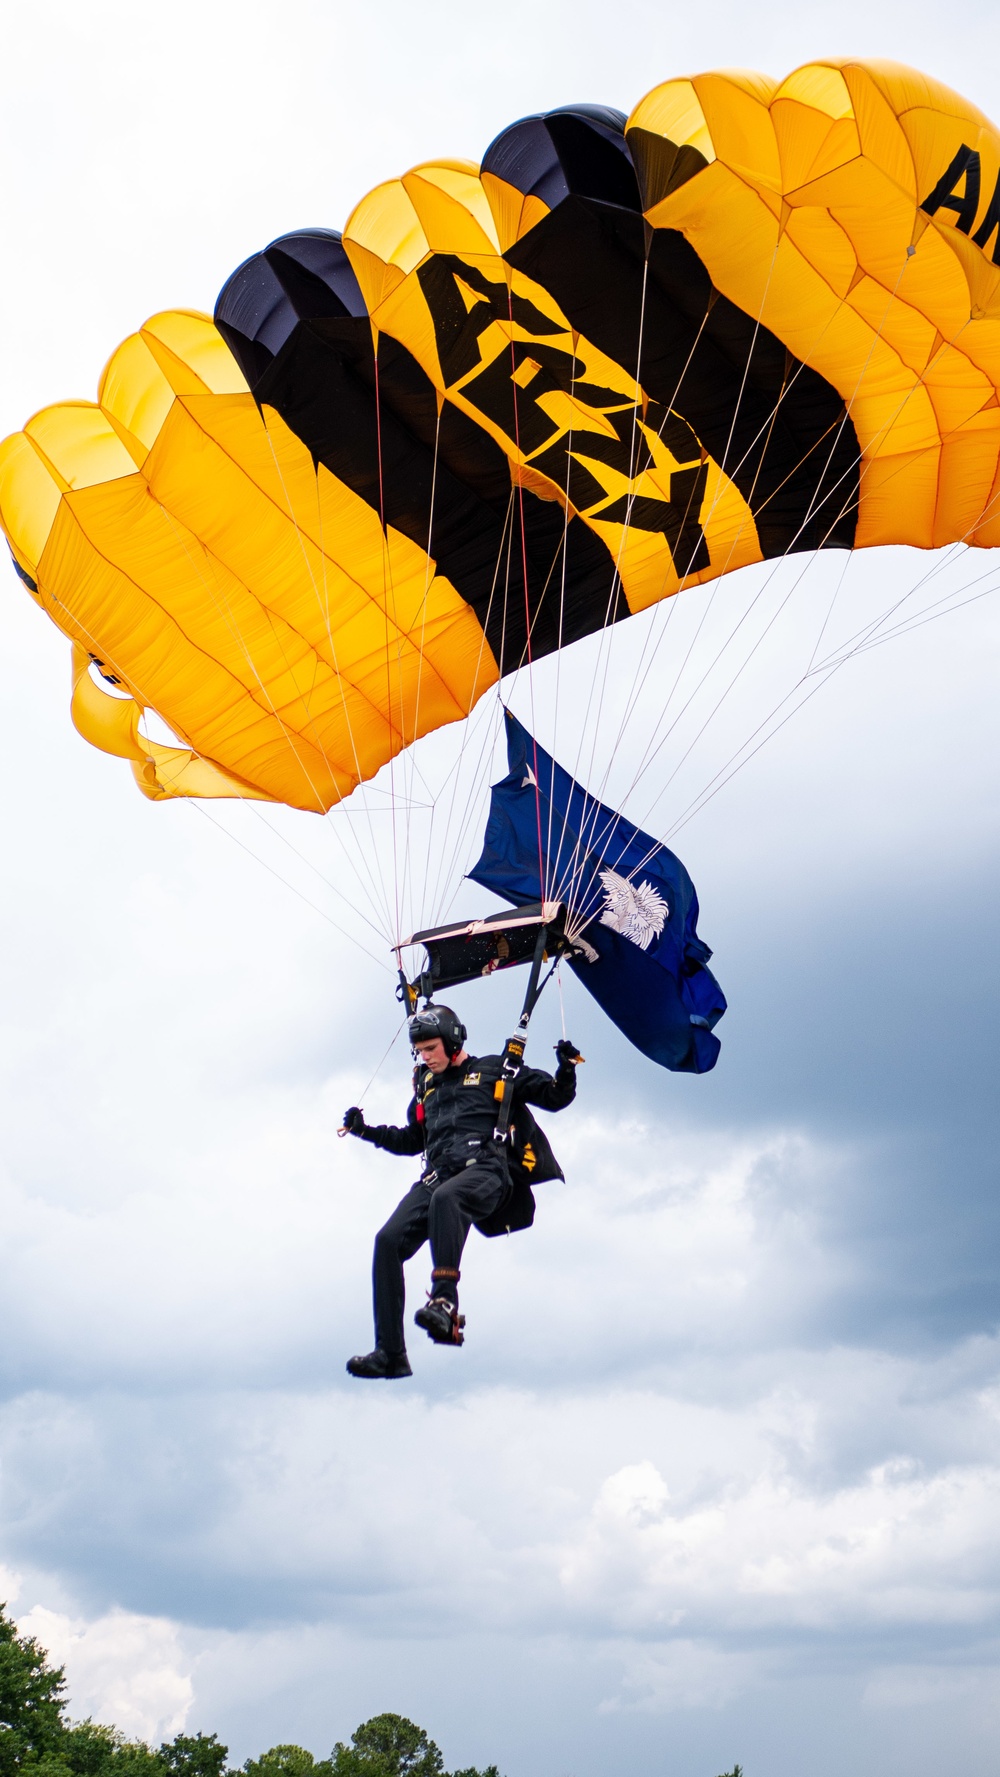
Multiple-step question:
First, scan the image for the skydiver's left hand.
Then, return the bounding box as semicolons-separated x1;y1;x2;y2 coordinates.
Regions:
555;1039;584;1066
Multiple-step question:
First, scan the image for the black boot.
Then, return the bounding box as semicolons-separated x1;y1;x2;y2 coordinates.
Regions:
414;1298;466;1345
346;1347;413;1379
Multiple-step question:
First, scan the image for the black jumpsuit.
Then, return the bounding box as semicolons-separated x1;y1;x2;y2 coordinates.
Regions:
357;1051;576;1355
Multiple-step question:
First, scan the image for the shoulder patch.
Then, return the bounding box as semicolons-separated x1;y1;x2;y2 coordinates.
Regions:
463;1071;481;1085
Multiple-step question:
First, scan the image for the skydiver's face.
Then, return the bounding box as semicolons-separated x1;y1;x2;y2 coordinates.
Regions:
415;1037;450;1073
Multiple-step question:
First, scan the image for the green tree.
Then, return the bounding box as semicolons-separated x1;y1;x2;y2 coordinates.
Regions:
62;1724;161;1777
0;1610;501;1777
0;1603;69;1777
243;1750;333;1777
0;1611;181;1777
327;1719;498;1777
156;1737;228;1777
716;1765;743;1776
329;1718;442;1777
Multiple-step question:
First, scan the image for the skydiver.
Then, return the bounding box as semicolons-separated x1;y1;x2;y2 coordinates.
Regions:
342;1003;581;1377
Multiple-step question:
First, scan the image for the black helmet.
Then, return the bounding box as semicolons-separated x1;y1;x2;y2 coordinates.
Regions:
408;1003;467;1058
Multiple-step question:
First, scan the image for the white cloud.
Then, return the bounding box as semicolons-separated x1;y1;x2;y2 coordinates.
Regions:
8;1341;1000;1649
0;1565;23;1606
16;1604;192;1744
556;1452;1000;1635
0;1101;851;1393
597;1638;762;1713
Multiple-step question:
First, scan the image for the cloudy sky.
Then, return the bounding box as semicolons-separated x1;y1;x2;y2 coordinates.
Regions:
2;3;999;1775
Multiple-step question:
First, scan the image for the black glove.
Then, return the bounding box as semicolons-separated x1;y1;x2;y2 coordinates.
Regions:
342;1105;366;1135
555;1039;584;1066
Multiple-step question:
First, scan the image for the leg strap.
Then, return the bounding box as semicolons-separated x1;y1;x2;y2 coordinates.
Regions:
431;1267;460;1282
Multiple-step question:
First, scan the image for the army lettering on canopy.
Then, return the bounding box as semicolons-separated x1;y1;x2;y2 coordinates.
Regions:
921;144;1000;263
416;254;713;575
217;235;619;669
921;144;982;235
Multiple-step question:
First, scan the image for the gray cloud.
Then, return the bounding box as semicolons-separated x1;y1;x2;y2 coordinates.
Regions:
3;5;1000;1775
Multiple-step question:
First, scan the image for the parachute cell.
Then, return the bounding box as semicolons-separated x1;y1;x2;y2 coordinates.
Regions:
0;311;497;810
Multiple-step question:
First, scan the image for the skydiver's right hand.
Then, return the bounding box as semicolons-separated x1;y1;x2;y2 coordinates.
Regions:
342;1105;366;1136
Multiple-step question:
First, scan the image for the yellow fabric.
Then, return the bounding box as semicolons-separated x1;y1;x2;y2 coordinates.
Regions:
339;61;1000;606
5;59;1000;814
338;59;1000;625
0;315;498;811
627;59;1000;549
71;644;270;802
344;167;763;611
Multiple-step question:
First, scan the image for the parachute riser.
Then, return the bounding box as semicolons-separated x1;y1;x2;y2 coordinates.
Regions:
493;923;556;1145
396;967;419;1013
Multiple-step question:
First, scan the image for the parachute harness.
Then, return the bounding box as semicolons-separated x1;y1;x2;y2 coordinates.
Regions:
492;919;559;1147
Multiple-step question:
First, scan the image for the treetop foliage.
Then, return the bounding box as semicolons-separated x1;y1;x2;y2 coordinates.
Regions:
242;1717;498;1777
1;1601;69;1777
241;1750;321;1777
330;1715;443;1777
0;1611;500;1777
1;1601;736;1777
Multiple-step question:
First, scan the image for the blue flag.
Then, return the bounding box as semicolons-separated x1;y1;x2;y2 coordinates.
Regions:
469;712;726;1073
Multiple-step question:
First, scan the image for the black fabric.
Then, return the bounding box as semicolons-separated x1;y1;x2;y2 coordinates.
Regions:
361;1052;576;1345
9;553;37;593
626;128;710;209
362;1051;575;1182
217;235;618;671
372;1166;507;1353
506;196;860;556
358;1100;424;1157
215;229;367;380
481;106;636;213
484;109;858;555
505;1094;564;1189
250;314;617;670
474;1174;536;1239
213;110;858;683
920;145;981;235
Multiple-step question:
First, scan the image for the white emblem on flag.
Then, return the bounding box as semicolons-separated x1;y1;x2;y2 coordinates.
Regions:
598;869;668;950
521;765;537;788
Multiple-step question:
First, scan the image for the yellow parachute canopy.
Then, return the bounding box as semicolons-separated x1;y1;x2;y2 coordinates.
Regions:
3;58;1000;812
